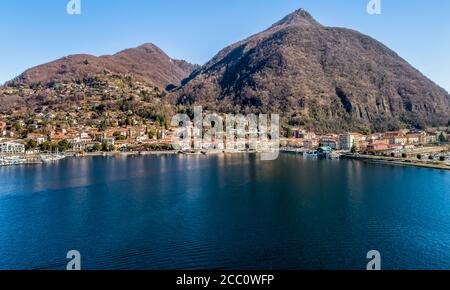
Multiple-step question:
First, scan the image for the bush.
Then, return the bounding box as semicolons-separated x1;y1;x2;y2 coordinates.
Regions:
143;143;173;151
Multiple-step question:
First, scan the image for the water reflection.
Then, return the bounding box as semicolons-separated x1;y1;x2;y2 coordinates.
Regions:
0;154;449;269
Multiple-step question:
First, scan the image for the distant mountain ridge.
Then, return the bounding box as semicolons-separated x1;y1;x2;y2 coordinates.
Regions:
8;43;197;89
176;8;450;132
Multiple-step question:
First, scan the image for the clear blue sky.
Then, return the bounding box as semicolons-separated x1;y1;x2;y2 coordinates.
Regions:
1;0;449;92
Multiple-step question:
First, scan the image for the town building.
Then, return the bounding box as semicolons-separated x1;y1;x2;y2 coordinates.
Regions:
50;131;66;142
388;135;408;145
73;141;101;152
367;139;390;153
304;138;320;149
406;134;420;144
0;142;26;154
286;138;304;148
27;133;47;145
339;133;364;151
319;136;339;150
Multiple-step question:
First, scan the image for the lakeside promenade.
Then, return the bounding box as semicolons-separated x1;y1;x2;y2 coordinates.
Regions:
342;154;450;171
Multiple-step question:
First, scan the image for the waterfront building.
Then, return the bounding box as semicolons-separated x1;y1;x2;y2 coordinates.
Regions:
114;140;131;150
339;133;364;151
304;138;320;149
367;139;390;153
73;141;101;152
0;142;26;154
319;137;338;150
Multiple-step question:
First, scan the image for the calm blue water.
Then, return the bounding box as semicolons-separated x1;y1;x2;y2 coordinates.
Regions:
0;153;449;270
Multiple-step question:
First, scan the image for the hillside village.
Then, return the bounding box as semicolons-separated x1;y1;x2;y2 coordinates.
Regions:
1;112;449;160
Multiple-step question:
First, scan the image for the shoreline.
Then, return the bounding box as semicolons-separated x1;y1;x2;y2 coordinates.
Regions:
69;151;179;157
341;154;450;171
2;151;449;171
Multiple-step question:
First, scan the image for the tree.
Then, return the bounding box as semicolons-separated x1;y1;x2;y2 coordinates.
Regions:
417;154;422;160
58;139;71;152
102;142;113;152
438;133;447;143
40;141;52;152
350;141;358;154
93;143;102;152
25;139;38;150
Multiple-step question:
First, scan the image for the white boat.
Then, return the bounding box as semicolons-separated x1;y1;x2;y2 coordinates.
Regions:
40;154;66;163
40;147;66;163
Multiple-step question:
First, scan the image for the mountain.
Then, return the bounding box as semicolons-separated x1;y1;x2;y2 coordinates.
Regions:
0;44;194;126
8;43;197;90
176;9;450;133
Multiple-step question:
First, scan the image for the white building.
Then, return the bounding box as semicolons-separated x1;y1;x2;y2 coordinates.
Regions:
339;133;364;151
0;142;26;154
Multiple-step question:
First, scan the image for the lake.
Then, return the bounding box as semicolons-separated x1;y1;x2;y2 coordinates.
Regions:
0;153;449;269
